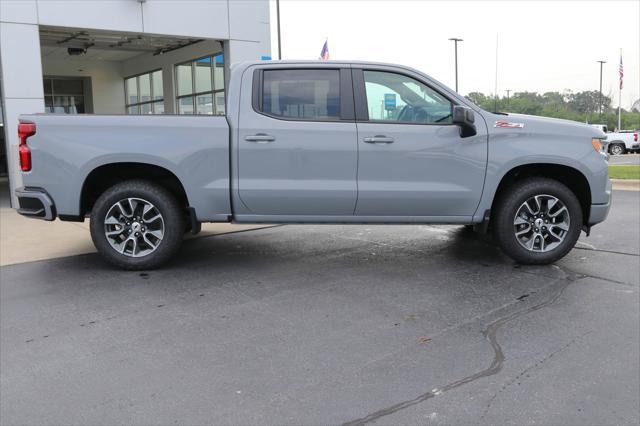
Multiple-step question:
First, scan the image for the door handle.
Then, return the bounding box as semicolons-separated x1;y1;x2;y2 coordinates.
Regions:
245;134;275;143
363;135;394;144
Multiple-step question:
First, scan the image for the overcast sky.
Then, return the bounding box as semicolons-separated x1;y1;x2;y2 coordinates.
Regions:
270;0;640;108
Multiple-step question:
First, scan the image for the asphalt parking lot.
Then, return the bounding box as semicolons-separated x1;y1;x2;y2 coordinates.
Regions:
1;191;639;425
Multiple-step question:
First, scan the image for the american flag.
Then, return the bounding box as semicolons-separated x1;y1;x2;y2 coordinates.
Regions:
319;40;329;61
619;53;624;90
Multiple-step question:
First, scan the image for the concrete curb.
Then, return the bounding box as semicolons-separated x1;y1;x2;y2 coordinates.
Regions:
611;179;640;191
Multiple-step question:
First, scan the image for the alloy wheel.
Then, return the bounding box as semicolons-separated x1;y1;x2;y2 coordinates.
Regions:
104;197;164;257
513;194;570;252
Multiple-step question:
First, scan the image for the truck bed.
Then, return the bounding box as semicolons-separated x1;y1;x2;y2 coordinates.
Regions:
19;114;231;221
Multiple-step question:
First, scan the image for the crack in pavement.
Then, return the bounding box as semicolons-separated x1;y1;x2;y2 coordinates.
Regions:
479;329;593;421
342;267;586;426
517;265;637;288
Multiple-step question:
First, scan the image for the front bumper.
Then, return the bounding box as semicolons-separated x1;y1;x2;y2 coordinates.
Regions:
588;179;612;225
15;187;56;221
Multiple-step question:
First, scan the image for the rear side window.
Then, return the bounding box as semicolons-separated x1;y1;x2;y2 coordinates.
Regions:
261;69;340;120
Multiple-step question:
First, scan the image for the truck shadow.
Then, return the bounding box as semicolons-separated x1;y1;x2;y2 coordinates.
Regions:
17;224;547;298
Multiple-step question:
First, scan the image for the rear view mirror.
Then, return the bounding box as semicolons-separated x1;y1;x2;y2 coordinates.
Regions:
452;106;477;138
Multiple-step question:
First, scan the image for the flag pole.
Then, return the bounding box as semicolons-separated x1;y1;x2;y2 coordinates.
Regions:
276;0;282;60
494;33;499;112
618;48;622;130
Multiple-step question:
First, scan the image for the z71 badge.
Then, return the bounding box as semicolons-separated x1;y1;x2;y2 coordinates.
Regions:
494;121;525;128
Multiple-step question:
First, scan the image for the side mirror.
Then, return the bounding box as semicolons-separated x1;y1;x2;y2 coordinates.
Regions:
452;106;477;138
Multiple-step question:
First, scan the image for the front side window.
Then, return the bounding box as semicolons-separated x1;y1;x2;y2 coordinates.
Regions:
363;70;452;124
261;69;340;120
125;70;164;114
175;53;225;115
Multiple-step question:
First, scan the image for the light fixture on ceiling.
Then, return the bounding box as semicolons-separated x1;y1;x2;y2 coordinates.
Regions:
67;47;87;56
67;42;93;56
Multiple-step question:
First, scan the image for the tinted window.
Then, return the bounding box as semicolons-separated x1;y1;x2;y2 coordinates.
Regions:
262;69;340;120
363;70;452;124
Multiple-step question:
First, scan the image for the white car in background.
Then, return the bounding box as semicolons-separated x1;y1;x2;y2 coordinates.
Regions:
590;124;639;155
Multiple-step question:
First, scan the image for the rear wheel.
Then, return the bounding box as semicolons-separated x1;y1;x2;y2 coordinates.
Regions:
609;143;626;155
90;180;184;270
493;178;582;264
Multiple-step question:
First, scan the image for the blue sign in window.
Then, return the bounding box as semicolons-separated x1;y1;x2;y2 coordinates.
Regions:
384;93;396;110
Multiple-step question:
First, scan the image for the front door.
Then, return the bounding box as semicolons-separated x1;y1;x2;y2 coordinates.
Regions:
353;68;487;218
237;67;358;216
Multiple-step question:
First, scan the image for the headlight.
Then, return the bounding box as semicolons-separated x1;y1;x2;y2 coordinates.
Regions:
591;138;602;152
592;138;609;160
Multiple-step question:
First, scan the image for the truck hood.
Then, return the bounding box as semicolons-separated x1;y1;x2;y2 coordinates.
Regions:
484;112;605;139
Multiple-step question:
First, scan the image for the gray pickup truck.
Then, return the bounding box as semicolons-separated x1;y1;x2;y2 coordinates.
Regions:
15;60;611;269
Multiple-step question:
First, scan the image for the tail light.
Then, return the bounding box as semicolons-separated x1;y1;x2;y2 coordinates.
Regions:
634;133;638;142
18;122;36;172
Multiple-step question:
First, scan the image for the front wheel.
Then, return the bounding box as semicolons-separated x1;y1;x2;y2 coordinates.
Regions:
90;180;185;270
493;178;582;265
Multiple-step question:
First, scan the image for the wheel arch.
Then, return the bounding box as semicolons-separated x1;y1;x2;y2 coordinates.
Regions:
490;163;591;225
80;162;190;217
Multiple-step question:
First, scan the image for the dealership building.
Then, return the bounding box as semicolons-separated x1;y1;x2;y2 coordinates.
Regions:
0;0;272;203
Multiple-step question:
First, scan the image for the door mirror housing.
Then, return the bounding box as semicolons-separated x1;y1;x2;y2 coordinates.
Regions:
452;106;477;138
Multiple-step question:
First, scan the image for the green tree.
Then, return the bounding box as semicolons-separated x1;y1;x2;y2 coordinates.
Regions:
462;90;640;130
465;92;489;107
567;90;607;114
541;92;566;112
508;92;543;115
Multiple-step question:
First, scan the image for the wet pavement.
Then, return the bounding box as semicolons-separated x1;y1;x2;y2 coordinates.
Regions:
1;191;638;425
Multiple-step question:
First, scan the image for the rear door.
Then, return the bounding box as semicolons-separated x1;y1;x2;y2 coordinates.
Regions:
352;66;488;218
237;66;358;216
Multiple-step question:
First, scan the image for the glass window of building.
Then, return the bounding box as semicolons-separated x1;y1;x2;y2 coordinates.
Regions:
124;70;164;114
43;77;86;114
175;53;225;115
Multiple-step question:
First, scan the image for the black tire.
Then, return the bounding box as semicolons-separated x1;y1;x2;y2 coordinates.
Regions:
90;180;185;270
609;143;626;155
493;178;582;265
